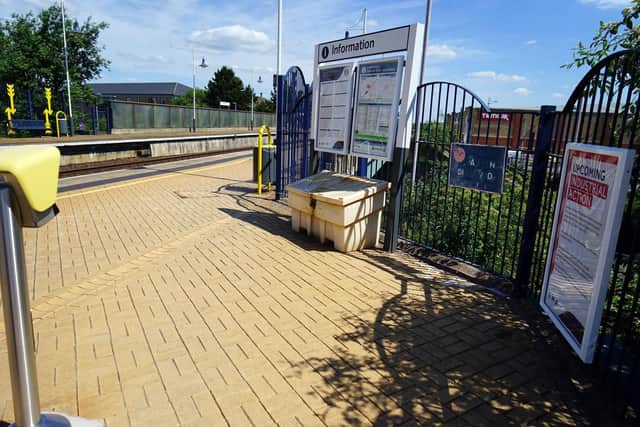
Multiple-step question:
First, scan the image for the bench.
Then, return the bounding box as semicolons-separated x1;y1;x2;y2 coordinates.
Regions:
9;119;46;132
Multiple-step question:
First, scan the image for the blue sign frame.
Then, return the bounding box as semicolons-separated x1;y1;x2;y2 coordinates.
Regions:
448;143;506;194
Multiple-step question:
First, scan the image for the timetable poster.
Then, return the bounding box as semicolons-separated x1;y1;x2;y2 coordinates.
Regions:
315;64;354;154
351;57;403;161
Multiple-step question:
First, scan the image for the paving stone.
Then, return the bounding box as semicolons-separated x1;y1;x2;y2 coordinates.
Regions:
0;156;594;426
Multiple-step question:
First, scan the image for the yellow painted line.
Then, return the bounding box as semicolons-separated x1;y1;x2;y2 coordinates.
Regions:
59;156;251;200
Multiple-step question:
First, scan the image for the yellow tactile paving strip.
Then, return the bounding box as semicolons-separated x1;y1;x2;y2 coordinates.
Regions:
0;158;590;426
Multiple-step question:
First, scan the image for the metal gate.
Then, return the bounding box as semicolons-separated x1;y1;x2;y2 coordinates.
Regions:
401;82;540;280
275;66;312;199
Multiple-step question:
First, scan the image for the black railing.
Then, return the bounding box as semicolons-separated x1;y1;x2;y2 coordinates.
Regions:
400;81;540;281
525;50;640;421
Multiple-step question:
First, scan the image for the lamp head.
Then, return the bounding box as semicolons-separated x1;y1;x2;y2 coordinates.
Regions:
257;75;263;84
199;57;208;68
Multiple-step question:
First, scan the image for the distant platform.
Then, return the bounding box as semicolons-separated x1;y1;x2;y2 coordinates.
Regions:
0;128;261;147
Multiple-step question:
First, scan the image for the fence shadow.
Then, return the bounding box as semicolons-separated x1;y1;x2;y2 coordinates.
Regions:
285;259;596;425
211;182;617;424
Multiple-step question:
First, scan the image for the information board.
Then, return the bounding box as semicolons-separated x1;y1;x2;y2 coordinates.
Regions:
350;57;404;161
315;63;354;154
448;143;506;194
540;143;634;363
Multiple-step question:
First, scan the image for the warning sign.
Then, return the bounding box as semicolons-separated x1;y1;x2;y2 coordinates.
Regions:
540;143;634;363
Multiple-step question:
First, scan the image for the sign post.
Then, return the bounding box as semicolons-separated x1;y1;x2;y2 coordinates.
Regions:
310;23;424;252
540;143;634;363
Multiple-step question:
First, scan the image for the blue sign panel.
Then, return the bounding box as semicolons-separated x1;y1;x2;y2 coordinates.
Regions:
448;143;506;194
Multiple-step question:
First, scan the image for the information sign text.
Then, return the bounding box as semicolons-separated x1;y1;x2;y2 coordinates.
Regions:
540;143;634;363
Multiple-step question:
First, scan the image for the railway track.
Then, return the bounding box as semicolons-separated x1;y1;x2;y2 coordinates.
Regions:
59;147;252;177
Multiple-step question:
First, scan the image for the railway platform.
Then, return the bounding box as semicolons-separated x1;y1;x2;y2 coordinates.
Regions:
0;152;593;426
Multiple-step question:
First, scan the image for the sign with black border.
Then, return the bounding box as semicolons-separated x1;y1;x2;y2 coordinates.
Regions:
317;26;410;63
447;143;506;194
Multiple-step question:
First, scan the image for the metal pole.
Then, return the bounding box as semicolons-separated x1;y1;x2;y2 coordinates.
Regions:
192;47;196;133
251;70;254;131
61;0;74;136
362;8;367;34
418;0;432;86
513;106;556;297
411;0;433;187
276;0;282;75
0;186;40;427
0;186;71;427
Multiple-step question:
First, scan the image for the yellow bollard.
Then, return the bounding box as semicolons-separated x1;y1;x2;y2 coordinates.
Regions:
257;125;274;195
43;88;54;136
5;84;17;135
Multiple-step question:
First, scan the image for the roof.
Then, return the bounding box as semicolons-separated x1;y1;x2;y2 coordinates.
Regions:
88;82;191;97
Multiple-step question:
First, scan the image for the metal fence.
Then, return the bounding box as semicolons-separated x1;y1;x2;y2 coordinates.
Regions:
110;100;275;130
523;50;640;421
276;49;640;423
400;82;540;280
399;51;640;422
275;67;312;199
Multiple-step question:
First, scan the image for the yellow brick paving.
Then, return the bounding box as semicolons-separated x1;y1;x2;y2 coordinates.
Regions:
0;157;589;426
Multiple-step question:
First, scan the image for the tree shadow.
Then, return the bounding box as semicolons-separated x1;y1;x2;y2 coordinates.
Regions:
282;249;603;425
207;184;613;424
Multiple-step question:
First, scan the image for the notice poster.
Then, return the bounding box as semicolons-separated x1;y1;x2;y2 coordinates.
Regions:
350;57;403;161
540;143;634;363
448;143;506;194
315;63;354;154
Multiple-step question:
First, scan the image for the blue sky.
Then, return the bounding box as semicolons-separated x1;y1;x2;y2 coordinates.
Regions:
0;0;633;107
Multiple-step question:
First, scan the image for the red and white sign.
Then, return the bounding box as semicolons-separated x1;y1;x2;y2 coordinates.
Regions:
480;112;511;122
541;143;634;363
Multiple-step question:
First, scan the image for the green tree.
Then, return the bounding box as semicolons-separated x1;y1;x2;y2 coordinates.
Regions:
254;89;276;113
205;66;252;109
563;0;640;340
0;4;109;103
564;0;640;68
170;88;208;107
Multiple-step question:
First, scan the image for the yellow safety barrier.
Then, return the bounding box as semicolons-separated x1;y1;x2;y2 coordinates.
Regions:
257;124;275;195
5;84;16;135
55;111;68;138
43;88;53;136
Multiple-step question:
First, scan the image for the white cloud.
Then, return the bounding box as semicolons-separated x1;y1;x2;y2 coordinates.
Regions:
578;0;632;9
428;44;457;60
189;25;272;53
526;40;537;45
467;71;527;82
24;0;51;7
514;87;533;96
552;92;565;99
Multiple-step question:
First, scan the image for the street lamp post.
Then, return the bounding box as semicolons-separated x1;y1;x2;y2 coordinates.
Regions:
251;74;264;131
192;47;208;132
61;0;74;136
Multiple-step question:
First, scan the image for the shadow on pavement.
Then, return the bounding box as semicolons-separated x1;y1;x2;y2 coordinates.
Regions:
293;251;595;425
208;181;629;424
